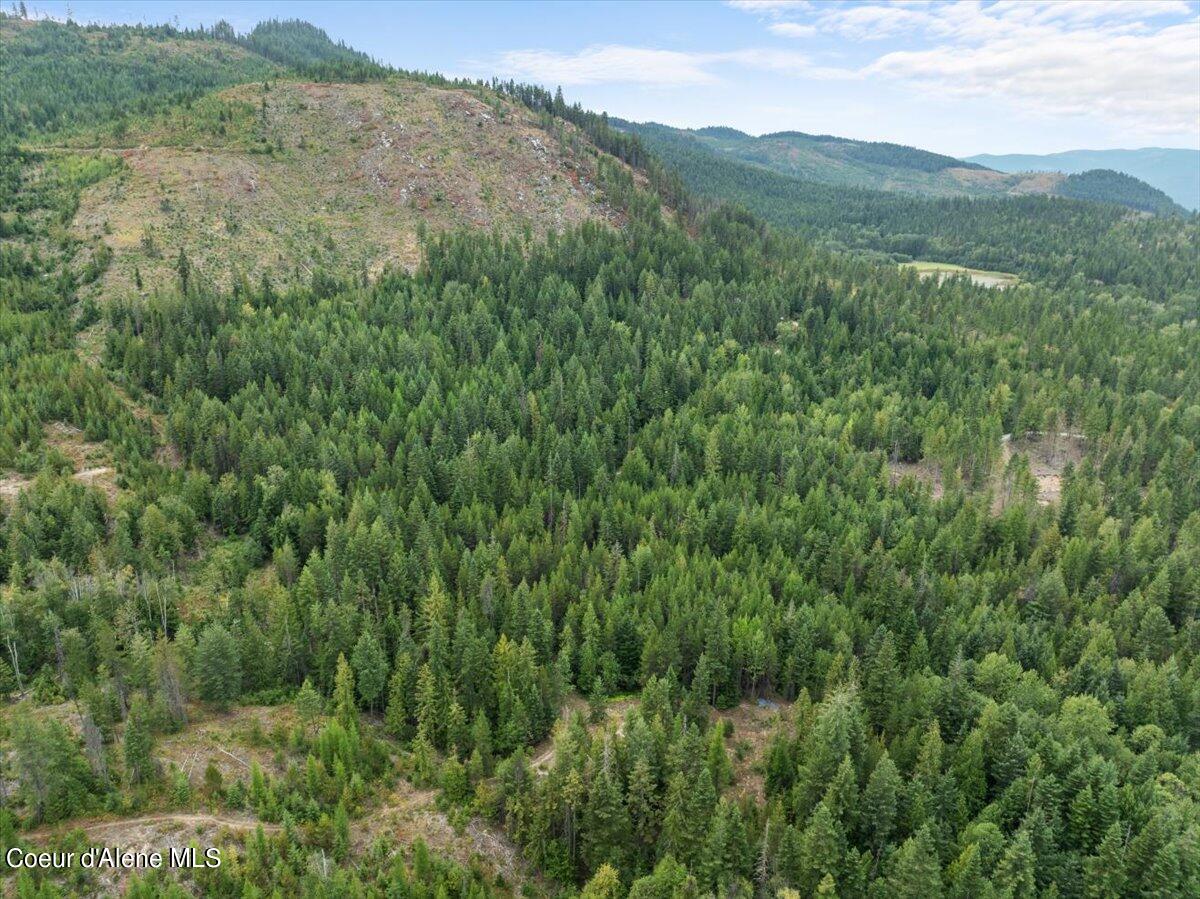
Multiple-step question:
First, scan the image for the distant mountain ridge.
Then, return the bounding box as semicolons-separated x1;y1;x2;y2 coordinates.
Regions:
965;148;1200;211
615;119;1185;215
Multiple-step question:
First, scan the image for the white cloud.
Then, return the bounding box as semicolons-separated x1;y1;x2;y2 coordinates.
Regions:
496;46;719;86
769;22;818;38
726;0;813;17
494;44;813;87
817;4;931;39
728;0;1200;139
868;19;1200;135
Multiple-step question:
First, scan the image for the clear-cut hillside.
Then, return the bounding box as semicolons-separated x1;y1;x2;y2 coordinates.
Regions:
58;79;624;301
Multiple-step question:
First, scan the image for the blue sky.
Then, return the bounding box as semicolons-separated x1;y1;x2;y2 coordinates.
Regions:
25;0;1200;156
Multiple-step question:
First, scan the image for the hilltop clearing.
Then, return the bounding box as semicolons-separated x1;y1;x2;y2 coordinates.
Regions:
48;79;624;303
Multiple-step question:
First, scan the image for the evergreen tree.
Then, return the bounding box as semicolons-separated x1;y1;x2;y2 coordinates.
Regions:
123;694;157;785
862;751;899;865
295;676;323;734
350;627;387;712
10;713;95;824
195;623;241;708
887;825;942;899
333;653;357;729
584;745;632;874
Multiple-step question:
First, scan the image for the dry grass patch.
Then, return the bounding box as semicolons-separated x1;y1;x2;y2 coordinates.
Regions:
715;697;790;803
355;779;531;890
155;703;299;786
64;80;624;305
0;421;120;505
887;459;945;499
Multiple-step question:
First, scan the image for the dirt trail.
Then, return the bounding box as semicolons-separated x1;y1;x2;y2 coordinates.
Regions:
530;696;639;773
27;812;279;842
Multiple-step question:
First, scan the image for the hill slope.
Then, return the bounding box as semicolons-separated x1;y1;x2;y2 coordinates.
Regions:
610;117;1196;294
619;119;1184;214
966;147;1200;211
3;16;635;302
2;13;1199;899
0;16;383;139
55;79;623;301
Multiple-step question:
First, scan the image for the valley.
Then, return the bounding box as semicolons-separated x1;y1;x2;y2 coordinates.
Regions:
0;10;1197;899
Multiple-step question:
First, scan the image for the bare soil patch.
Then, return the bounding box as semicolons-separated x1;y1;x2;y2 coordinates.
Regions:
888;430;1087;509
26;813;277;895
356;778;531;888
715;697;790;803
887;459;945;499
0;422;119;504
530;694;639;773
1000;431;1086;506
155;704;299;786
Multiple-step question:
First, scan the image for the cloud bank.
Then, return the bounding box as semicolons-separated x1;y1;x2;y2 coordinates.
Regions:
742;0;1200;137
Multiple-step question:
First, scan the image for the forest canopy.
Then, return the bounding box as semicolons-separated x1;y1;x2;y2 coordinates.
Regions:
0;11;1197;899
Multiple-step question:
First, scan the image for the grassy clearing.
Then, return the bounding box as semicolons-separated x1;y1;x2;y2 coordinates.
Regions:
53;80;621;305
901;259;1020;288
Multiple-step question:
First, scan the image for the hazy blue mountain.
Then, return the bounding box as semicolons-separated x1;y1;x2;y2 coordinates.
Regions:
965;148;1199;211
618;119;1185;215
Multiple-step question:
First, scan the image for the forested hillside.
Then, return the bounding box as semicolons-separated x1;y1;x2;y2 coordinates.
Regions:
967;149;1200;212
1;13;1198;899
0;16;385;138
616;119;1197;291
620;119;1187;216
1057;169;1182;216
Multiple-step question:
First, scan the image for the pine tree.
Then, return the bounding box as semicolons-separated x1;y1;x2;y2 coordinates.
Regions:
123;694;156;786
947;843;993;899
864;628;899;734
384;652;415;740
700;797;751;889
470;709;493;773
416;662;444;748
588;675;607;724
822;755;859;836
706;722;733;792
1068;785;1098;852
350;627;387;712
333;799;350;862
862;751;899;866
10;713;95;824
950;729;987;820
445;698;469;756
176;247;191;293
195;623;241;709
657;763;710;868
993;830;1036;899
332;653;357;730
887;825;942;899
584;745;632;874
295;677;323;735
626;754;659;866
801;802;845;896
1083;822;1126;899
